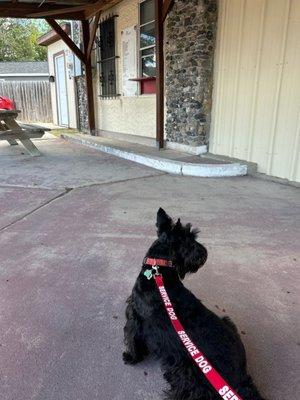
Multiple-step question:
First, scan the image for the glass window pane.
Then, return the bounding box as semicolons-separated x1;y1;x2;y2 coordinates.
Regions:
140;22;155;48
141;47;154;57
100;18;115;60
100;58;117;96
142;55;156;77
140;0;155;25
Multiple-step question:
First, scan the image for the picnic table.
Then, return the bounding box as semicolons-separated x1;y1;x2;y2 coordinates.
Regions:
0;109;50;156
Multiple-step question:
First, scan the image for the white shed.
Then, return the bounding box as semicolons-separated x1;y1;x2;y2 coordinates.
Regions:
38;23;78;129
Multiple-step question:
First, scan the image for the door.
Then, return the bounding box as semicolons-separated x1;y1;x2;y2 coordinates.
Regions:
54;53;69;126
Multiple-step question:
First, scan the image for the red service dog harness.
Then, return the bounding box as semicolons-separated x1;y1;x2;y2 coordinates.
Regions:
144;257;244;400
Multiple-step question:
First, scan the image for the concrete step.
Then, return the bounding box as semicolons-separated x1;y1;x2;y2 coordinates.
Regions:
61;133;250;177
97;129;207;155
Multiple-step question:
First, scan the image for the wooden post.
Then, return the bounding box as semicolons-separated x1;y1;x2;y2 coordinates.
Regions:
155;0;164;149
162;0;175;22
87;12;101;59
82;19;96;135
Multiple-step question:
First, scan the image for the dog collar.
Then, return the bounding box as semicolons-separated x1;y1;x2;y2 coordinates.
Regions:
143;257;175;280
143;257;174;268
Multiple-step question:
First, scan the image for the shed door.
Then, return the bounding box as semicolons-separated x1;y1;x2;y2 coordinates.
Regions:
54;53;69;126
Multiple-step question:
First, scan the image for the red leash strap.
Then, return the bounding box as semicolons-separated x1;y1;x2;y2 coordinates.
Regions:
154;274;243;400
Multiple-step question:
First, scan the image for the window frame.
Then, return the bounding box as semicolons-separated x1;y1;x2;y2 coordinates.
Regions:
138;0;156;94
97;16;120;98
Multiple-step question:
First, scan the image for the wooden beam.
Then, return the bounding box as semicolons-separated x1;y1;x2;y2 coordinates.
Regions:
28;4;87;19
46;19;86;64
87;12;101;60
37;23;71;46
82;20;96;135
0;1;122;20
84;0;122;19
162;0;175;22
84;0;105;19
0;2;85;19
155;0;164;149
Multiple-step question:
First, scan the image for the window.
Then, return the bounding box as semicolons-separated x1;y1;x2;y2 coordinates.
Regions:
97;17;119;97
139;0;156;78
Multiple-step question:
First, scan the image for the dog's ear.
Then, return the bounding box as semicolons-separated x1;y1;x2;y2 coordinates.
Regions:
174;218;181;230
156;208;172;235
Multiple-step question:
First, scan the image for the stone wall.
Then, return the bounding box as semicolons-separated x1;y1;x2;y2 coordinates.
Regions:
72;21;89;133
165;0;217;146
75;76;89;133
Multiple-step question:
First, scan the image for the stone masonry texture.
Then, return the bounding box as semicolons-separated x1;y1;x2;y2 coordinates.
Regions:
72;21;89;133
75;76;89;133
165;0;218;146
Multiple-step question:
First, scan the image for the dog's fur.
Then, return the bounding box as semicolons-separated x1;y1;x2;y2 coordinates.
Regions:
123;208;265;400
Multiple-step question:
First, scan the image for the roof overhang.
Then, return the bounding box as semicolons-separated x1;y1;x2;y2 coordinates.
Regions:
37;23;71;46
0;0;123;20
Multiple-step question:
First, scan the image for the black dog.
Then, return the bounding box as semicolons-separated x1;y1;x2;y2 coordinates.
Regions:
123;208;265;400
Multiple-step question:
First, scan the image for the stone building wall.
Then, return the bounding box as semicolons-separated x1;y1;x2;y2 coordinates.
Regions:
165;0;218;146
72;21;89;133
75;76;89;133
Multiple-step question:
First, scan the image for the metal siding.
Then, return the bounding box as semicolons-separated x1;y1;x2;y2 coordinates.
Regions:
211;0;300;182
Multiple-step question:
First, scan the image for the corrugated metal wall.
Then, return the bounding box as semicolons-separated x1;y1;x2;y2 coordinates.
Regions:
210;0;300;182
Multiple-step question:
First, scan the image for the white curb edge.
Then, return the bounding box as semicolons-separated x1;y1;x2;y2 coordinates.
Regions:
61;134;248;177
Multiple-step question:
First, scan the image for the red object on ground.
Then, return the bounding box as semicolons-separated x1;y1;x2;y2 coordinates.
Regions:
0;96;15;110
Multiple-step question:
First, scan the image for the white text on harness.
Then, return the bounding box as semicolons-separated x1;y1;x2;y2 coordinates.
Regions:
154;274;244;400
177;331;212;374
219;386;241;399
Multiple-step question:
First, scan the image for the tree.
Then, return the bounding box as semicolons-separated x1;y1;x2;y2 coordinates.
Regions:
0;19;49;62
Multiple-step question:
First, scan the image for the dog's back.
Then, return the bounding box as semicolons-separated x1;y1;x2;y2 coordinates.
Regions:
135;276;263;399
123;209;266;400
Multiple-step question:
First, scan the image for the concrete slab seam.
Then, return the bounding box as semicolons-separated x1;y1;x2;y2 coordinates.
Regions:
0;189;72;233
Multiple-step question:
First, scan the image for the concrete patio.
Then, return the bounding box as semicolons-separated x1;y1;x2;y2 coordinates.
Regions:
0;135;299;400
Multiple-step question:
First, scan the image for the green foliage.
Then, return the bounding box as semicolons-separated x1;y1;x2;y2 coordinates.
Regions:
0;18;49;62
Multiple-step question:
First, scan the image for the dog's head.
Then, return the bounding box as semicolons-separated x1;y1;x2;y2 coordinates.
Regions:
155;208;207;279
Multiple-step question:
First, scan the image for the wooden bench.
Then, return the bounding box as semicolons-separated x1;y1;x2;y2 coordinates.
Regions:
0;109;51;156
